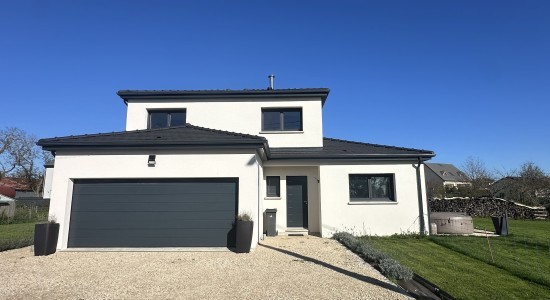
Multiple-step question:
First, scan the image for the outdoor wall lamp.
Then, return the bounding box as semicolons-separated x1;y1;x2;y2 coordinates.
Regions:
148;155;156;167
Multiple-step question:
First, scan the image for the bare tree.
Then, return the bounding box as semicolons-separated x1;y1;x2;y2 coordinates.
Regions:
0;127;19;180
461;156;494;189
0;127;48;193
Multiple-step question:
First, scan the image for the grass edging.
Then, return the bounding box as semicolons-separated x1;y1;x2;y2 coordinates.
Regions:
333;232;454;299
0;237;33;252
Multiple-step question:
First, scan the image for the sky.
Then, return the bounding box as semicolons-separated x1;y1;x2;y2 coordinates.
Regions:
1;1;549;174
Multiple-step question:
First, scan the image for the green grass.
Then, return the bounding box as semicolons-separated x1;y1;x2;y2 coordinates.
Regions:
361;218;550;299
0;222;35;251
473;217;550;244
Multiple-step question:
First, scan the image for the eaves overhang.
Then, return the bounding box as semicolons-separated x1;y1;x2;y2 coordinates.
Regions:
117;88;330;106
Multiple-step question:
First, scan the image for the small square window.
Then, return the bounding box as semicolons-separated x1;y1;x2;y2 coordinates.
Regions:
349;174;395;201
262;108;302;131
266;176;280;197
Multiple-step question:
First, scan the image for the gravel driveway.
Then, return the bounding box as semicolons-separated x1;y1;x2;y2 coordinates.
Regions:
0;236;410;299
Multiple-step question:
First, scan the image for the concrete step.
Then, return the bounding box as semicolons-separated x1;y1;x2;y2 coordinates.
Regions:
280;228;309;236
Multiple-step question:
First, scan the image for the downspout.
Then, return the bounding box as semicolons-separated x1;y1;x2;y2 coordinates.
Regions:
414;157;427;234
257;154;261;243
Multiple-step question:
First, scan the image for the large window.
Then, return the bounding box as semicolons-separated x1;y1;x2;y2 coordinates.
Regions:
266;176;280;197
349;174;395;201
262;108;302;131
148;110;186;129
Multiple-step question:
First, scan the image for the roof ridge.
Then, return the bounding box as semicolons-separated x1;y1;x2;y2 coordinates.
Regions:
323;137;434;154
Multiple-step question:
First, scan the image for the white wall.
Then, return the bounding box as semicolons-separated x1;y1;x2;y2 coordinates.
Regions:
49;150;261;250
262;166;321;234
319;162;428;237
125;98;324;147
43;167;54;199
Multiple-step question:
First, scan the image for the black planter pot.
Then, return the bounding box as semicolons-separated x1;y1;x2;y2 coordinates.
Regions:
235;220;253;253
34;223;60;256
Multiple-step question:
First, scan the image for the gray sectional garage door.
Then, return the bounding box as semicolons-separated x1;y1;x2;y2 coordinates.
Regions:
68;179;238;248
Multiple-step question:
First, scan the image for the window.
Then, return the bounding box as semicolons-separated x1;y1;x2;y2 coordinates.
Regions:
262;108;302;131
266;176;280;197
148;110;186;129
349;174;395;201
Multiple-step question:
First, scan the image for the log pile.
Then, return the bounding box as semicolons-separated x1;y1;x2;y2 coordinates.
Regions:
429;198;545;219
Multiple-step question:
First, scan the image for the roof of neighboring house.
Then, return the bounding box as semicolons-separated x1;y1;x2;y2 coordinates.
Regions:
425;163;470;182
37;124;268;151
270;138;435;160
0;178;32;198
117;88;331;106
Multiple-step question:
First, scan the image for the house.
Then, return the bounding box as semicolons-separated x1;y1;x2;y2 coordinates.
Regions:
0;178;32;198
38;83;435;250
424;163;470;189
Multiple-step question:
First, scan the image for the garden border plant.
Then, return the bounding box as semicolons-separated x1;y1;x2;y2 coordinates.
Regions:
333;232;413;280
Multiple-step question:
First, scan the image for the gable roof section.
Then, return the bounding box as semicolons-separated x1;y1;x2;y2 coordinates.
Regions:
269;138;435;160
117;88;331;106
37;124;267;151
424;163;469;182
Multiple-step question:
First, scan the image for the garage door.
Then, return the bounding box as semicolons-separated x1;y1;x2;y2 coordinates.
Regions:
68;179;238;248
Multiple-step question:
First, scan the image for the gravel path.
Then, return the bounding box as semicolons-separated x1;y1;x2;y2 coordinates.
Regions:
0;236;410;299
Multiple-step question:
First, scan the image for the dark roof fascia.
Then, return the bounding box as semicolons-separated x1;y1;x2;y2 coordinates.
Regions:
117;89;330;106
38;142;266;152
267;154;434;161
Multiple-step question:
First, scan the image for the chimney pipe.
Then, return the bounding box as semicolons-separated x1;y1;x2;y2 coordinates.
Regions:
268;74;275;90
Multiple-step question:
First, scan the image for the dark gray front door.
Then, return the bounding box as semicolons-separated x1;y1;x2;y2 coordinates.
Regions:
286;176;308;228
68;178;238;248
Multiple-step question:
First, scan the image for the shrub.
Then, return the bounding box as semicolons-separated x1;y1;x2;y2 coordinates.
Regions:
0;237;33;252
379;258;414;281
333;232;413;281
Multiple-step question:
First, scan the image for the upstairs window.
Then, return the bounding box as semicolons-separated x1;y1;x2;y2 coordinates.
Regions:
262;108;302;131
266;176;280;197
349;174;395;202
148;110;186;129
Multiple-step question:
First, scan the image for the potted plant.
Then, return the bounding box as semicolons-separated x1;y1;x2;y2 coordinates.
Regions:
34;216;60;256
235;212;253;253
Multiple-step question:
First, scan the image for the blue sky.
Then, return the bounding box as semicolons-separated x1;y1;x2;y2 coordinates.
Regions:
1;1;549;173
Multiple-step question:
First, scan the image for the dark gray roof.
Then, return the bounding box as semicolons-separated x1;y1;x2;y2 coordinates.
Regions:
270;138;434;160
425;163;469;182
38;124;267;151
117;88;330;106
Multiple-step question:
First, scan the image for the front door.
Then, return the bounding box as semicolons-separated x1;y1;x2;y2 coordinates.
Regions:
286;176;308;228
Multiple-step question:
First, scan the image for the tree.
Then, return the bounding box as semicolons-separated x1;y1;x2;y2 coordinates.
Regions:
0;127;49;193
461;156;494;190
518;162;550;205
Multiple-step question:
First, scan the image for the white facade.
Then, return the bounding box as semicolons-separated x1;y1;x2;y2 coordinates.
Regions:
49;149;261;250
125;98;324;148
318;162;429;236
43;167;54;199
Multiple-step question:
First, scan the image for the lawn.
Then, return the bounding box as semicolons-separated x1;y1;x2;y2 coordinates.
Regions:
362;218;550;299
0;222;36;252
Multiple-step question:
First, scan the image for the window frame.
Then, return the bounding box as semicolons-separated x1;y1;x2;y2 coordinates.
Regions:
147;109;187;129
266;176;281;197
261;108;303;131
348;174;396;202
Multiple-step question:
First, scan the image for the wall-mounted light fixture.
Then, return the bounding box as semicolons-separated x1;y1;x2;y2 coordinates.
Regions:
148;155;156;167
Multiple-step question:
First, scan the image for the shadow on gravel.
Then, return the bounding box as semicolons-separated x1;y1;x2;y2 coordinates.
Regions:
259;243;409;297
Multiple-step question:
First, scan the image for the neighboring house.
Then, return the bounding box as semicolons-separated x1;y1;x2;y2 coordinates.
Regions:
38;85;435;250
0;194;16;219
424;163;470;189
0;178;32;198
